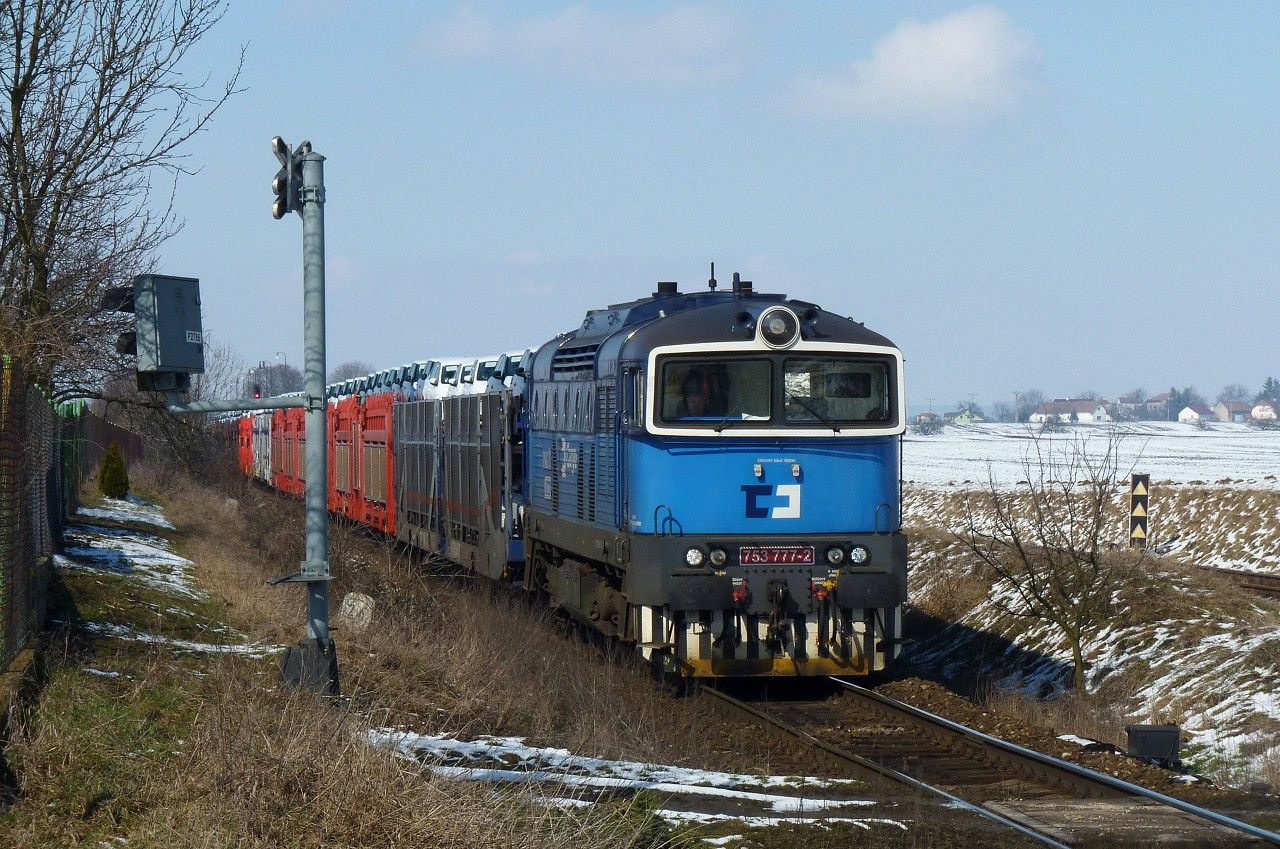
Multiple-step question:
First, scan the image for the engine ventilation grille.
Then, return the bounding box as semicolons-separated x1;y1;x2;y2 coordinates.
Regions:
551;344;598;376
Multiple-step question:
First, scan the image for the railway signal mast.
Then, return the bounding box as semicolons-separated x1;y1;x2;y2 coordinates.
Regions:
266;136;337;694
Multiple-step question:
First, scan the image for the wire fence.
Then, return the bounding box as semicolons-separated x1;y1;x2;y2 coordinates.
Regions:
0;358;144;671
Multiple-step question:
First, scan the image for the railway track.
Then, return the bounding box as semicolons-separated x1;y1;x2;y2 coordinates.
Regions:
703;679;1279;847
1203;566;1280;598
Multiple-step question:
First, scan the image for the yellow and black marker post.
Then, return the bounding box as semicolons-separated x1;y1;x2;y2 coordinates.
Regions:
1129;473;1150;548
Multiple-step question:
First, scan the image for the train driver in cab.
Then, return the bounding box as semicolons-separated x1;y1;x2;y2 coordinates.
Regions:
676;367;725;419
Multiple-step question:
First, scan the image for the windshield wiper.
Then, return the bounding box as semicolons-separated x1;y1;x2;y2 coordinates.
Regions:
786;393;841;433
713;414;737;433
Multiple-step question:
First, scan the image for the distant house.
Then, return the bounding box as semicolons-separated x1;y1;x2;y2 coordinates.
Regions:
1253;399;1280;421
1177;404;1214;423
943;408;983;424
1115;393;1145;419
1144;391;1174;419
1214;401;1252;423
1029;399;1113;424
915;411;939;424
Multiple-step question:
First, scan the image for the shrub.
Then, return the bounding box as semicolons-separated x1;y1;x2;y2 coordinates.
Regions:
98;441;130;499
913;417;945;435
1039;415;1066;434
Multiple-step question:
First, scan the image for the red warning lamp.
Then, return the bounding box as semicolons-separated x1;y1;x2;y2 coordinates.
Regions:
253;384;262;399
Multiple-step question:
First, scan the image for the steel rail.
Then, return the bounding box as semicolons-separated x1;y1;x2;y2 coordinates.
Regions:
1200;566;1280;598
701;685;1072;849
832;678;1280;846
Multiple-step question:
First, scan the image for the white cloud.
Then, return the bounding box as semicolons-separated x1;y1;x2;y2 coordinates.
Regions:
419;4;741;83
791;6;1038;124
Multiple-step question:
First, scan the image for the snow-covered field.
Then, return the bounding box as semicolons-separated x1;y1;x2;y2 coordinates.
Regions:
909;535;1280;786
903;425;1280;785
905;422;1280;488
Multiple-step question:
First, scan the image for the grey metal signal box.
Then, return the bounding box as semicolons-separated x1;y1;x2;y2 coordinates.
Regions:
134;274;204;390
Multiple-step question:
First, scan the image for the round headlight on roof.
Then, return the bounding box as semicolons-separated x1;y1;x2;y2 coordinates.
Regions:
759;307;800;348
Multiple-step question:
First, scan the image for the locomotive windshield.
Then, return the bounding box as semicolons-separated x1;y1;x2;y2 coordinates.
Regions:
784;358;893;425
657;354;897;429
660;359;771;424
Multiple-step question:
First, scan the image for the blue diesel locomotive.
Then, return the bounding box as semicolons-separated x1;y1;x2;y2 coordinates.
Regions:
519;274;906;677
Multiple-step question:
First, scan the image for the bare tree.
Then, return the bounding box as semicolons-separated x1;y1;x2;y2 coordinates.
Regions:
1015;388;1044;423
98;332;244;473
244;362;303;397
1217;383;1251;404
329;359;374;383
1119;388;1145;403
991;401;1013;423
955;430;1141;692
0;0;241;394
190;338;244;403
1075;389;1101;400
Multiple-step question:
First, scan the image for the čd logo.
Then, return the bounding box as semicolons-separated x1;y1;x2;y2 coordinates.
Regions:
741;484;801;519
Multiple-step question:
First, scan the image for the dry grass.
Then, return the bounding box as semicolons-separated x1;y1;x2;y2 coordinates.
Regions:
979;668;1148;749
1;640;669;849
3;460;715;848
174;660;667;849
130;460;779;769
912;565;990;623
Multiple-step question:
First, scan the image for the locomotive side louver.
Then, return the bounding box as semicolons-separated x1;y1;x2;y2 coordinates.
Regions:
551;344;599;376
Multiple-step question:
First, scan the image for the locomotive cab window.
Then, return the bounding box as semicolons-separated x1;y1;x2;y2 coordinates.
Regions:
659;359;771;425
783;357;895;426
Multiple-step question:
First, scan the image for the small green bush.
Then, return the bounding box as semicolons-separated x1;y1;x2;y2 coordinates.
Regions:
99;441;129;499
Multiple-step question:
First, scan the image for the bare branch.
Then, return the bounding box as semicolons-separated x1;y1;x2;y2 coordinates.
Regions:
1;0;240;396
953;428;1146;692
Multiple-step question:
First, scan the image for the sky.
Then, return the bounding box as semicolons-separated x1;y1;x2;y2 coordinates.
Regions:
158;1;1280;412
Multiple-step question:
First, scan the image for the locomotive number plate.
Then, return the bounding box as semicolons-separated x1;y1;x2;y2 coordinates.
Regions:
739;545;815;565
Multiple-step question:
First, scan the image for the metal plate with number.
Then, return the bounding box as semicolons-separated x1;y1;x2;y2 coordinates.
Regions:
739;545;815;565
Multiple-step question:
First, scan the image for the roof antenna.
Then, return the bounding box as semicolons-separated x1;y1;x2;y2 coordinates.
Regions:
708;261;717;291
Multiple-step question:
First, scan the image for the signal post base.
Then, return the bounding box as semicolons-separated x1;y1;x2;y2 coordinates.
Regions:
280;637;340;696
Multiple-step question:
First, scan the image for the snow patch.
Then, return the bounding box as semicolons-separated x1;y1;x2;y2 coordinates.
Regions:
80;621;282;658
56;523;201;600
77;495;175;530
82;667;121;678
367;729;855;791
1057;734;1094;747
366;729;902;829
